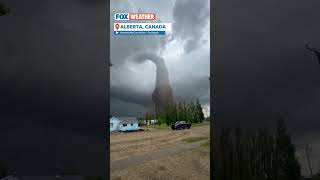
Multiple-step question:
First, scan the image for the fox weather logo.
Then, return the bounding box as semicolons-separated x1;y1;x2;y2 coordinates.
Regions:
113;12;170;35
114;13;129;20
114;13;156;21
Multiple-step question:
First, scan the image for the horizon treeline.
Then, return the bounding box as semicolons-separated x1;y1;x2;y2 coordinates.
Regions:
143;99;205;126
213;116;301;180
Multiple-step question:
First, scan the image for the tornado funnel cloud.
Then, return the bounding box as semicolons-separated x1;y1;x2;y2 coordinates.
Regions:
133;52;174;114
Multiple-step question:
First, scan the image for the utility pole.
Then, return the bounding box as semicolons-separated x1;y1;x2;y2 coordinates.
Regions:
306;144;313;178
153;103;156;124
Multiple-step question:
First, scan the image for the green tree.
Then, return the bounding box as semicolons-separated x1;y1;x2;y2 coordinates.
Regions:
184;101;190;123
163;105;169;126
177;101;183;122
168;103;173;125
182;101;187;122
173;102;178;123
164;102;175;125
214;117;301;180
196;98;205;123
157;115;164;126
275;116;301;180
189;101;196;123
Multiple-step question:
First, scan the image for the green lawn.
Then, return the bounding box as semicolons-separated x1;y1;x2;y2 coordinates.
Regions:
141;122;209;129
191;122;210;127
140;124;170;129
182;137;209;143
201;139;210;148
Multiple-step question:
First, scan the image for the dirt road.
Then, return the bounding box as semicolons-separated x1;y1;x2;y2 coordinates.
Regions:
110;124;210;180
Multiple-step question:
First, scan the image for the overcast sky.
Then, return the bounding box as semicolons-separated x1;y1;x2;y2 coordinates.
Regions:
213;0;320;175
110;0;211;117
0;0;108;175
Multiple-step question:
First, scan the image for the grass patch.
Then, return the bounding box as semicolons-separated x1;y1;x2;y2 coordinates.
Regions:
201;139;210;148
191;122;210;127
141;124;170;129
141;122;209;129
183;136;209;143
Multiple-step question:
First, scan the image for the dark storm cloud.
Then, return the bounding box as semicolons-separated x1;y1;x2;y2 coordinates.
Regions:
214;0;320;117
213;0;320;174
0;0;107;175
172;0;210;53
0;0;107;133
110;97;150;117
111;86;152;107
173;76;210;102
110;68;210;106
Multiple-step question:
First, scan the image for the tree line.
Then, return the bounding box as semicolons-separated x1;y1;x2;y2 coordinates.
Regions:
213;116;302;180
157;98;205;126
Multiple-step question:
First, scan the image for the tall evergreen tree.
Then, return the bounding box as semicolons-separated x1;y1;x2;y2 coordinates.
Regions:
177;102;183;122
169;102;175;125
189;101;196;123
164;103;170;126
275;116;301;180
215;118;301;180
174;102;178;123
185;101;190;123
196;98;205;123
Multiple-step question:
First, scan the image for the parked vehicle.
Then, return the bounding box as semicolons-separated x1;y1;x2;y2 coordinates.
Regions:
171;121;191;130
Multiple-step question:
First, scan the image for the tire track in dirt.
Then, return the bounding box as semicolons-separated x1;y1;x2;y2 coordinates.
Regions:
111;130;189;151
110;125;210;168
111;129;186;143
110;139;207;172
110;125;210;180
110;130;191;161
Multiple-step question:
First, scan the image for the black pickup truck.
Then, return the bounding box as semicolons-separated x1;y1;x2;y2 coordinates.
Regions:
171;121;191;130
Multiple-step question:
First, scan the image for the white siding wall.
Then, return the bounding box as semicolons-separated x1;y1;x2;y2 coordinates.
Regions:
110;118;120;132
119;122;139;131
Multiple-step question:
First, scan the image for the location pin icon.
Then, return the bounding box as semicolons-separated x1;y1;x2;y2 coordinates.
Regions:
115;23;120;30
